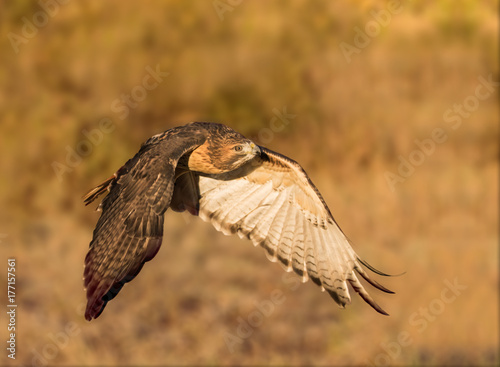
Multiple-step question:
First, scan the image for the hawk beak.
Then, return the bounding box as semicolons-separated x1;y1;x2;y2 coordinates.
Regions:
250;143;261;156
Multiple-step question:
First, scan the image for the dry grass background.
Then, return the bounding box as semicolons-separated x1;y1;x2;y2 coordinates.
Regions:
0;1;498;366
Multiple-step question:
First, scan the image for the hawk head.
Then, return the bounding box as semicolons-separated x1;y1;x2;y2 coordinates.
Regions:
188;124;261;174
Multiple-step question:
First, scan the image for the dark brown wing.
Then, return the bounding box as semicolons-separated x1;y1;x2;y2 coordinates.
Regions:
189;147;393;315
83;125;207;321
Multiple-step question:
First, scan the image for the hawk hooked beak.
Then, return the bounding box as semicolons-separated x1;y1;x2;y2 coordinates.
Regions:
250;142;261;157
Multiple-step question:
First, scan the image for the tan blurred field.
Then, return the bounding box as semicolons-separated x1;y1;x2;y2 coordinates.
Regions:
0;1;498;366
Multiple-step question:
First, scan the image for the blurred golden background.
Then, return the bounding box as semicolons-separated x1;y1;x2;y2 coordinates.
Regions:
0;1;498;365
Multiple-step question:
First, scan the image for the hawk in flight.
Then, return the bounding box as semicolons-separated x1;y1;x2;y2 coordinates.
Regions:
83;122;393;321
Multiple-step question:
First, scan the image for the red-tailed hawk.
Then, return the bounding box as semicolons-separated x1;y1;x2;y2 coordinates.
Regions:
83;122;393;321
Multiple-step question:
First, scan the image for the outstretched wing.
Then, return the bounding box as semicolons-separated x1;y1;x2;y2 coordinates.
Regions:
83;127;207;321
194;147;393;314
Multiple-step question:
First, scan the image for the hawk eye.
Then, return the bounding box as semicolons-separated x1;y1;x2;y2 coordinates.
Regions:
234;145;243;152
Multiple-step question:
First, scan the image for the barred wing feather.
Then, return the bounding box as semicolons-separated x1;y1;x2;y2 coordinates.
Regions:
197;147;393;315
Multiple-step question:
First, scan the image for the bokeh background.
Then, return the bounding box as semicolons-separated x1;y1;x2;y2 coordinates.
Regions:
0;1;498;366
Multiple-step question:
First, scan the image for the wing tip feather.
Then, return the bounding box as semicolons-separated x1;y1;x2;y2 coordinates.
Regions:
348;276;390;316
357;257;405;277
355;265;395;294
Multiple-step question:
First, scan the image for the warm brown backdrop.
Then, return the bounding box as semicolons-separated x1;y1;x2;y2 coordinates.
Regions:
0;1;498;366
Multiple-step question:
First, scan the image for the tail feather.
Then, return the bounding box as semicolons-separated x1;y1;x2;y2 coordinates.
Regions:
83;175;116;206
